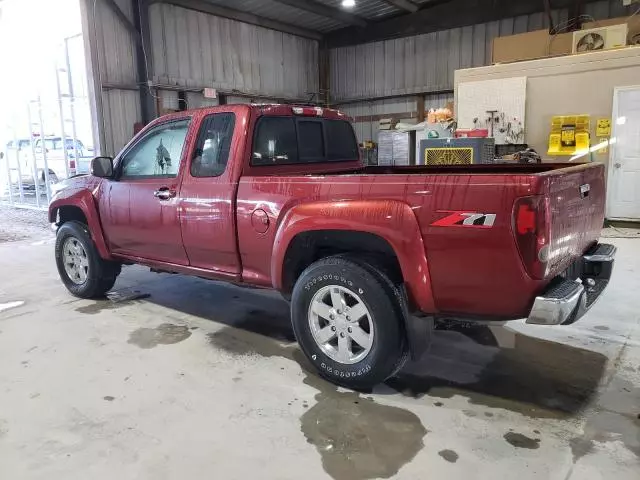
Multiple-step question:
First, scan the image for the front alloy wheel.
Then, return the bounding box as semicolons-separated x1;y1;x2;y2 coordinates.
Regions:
62;237;89;284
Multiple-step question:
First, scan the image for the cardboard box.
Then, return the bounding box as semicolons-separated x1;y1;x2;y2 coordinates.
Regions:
581;17;640;45
492;29;573;64
493;16;640;64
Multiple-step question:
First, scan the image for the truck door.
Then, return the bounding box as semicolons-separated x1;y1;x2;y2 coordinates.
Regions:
178;111;241;274
99;119;190;264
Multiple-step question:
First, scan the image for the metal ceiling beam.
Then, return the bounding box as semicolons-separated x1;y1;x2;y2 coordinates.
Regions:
272;0;367;27
327;0;581;47
381;0;419;13
151;0;323;40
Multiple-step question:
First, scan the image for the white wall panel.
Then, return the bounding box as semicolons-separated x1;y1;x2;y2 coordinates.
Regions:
149;3;318;100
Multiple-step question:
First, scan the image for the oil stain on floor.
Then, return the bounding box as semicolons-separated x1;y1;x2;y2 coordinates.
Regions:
569;375;640;460
128;323;192;349
438;449;459;463
207;309;427;480
299;363;426;480
504;432;541;449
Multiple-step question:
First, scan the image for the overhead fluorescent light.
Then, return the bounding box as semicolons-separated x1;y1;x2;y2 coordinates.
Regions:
342;0;356;8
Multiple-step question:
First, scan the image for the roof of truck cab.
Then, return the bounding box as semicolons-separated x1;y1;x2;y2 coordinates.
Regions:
154;103;351;123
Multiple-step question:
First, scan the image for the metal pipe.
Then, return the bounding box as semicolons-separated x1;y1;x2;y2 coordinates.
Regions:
36;97;52;203
2;153;13;205
64;38;80;175
55;64;71;179
26;104;41;208
11;127;23;203
331;88;454;107
3;136;14;205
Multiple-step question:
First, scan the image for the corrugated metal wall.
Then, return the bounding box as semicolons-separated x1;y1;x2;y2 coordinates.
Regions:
90;0;141;155
341;93;455;143
330;9;571;102
334;0;634;142
148;3;319;100
344;98;417;145
583;0;636;19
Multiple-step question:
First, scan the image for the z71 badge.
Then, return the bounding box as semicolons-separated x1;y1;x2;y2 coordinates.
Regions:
431;211;496;228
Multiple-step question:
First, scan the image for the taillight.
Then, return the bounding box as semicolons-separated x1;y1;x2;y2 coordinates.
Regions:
69;160;76;169
513;195;551;279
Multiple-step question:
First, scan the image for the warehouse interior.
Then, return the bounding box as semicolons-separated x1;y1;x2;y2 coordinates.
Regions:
1;0;640;479
82;0;640;221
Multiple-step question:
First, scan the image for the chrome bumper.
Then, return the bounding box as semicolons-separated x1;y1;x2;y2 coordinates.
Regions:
527;243;616;325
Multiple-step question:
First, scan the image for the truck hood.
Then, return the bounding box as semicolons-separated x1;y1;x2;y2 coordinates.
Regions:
51;174;102;196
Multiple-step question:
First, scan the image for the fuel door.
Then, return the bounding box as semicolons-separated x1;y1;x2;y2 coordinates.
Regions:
251;209;270;234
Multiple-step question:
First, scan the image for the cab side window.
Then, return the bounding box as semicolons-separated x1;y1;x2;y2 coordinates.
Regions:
120;120;190;179
191;113;235;177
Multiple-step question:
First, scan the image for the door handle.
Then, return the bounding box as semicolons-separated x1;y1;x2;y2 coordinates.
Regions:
153;187;175;200
614;162;622;169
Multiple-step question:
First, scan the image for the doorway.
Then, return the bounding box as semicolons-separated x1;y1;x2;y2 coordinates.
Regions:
608;86;640;221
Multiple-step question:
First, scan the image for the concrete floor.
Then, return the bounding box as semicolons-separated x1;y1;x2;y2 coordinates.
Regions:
0;207;638;479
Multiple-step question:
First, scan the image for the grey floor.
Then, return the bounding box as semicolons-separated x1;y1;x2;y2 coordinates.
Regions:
0;204;638;479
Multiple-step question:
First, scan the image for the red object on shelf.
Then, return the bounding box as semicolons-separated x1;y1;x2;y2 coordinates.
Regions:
455;129;489;138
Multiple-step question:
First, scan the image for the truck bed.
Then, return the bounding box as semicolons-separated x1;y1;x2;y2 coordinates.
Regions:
355;163;587;176
237;161;605;319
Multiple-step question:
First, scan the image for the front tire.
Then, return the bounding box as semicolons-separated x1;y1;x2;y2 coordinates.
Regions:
291;256;407;389
55;221;120;298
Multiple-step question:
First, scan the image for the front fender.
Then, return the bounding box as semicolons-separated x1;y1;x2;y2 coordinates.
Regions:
49;188;112;260
271;199;435;313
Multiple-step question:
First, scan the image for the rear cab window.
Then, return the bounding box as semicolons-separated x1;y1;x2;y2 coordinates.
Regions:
251;116;358;166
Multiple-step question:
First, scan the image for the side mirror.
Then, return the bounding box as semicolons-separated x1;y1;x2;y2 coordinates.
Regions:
91;156;114;178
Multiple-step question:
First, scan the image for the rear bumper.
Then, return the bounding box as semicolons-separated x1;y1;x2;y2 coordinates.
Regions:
526;243;616;325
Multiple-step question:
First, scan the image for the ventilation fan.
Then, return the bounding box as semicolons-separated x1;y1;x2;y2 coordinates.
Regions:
572;25;628;54
576;32;605;51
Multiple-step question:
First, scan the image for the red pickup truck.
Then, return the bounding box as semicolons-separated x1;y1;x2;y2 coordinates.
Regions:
49;104;615;388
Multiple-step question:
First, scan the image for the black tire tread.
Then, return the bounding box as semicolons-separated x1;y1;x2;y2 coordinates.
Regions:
337;255;410;379
291;254;408;389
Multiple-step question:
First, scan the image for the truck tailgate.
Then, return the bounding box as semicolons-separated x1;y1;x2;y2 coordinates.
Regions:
541;163;605;277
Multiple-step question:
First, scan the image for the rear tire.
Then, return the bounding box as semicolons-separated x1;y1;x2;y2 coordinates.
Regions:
55;221;120;298
291;255;407;390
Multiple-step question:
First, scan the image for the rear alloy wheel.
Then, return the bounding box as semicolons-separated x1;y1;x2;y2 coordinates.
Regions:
292;256;407;389
308;285;374;365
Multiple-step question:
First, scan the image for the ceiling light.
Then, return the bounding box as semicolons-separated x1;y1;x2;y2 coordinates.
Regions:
342;0;356;8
